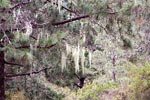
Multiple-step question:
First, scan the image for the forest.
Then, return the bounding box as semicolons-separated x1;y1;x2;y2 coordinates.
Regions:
0;0;150;100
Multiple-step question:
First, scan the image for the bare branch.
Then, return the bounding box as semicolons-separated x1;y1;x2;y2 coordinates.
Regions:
4;60;23;66
30;35;37;40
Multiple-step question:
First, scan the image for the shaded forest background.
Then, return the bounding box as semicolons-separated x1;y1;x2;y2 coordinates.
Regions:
0;0;150;100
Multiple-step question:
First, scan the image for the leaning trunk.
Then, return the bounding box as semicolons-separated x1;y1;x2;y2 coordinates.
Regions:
0;43;5;100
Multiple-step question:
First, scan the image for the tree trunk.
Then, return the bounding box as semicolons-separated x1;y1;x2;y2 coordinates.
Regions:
0;43;5;100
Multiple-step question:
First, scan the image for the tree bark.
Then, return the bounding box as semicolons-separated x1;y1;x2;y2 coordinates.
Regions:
0;43;5;100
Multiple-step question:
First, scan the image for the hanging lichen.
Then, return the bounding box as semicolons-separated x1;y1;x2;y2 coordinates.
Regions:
61;51;67;72
35;34;40;49
81;48;85;74
21;52;33;73
46;32;49;41
30;44;33;52
83;34;86;43
51;0;54;5
25;22;32;38
72;44;80;73
21;52;33;66
88;50;92;68
58;0;63;12
61;41;92;73
76;44;80;72
72;46;76;57
55;0;57;5
51;0;63;12
66;43;72;55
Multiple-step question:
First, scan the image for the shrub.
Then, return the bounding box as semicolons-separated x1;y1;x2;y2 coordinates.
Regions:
128;62;150;100
76;81;118;100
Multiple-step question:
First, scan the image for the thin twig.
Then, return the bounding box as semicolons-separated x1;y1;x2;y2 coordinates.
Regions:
91;19;109;34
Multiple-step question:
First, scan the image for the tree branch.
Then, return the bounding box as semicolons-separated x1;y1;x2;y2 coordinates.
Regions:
6;67;51;77
4;60;23;66
31;14;90;27
52;14;90;25
15;44;56;49
11;1;33;10
90;19;109;34
0;1;117;34
1;10;116;33
74;73;80;80
58;3;116;34
30;35;37;40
